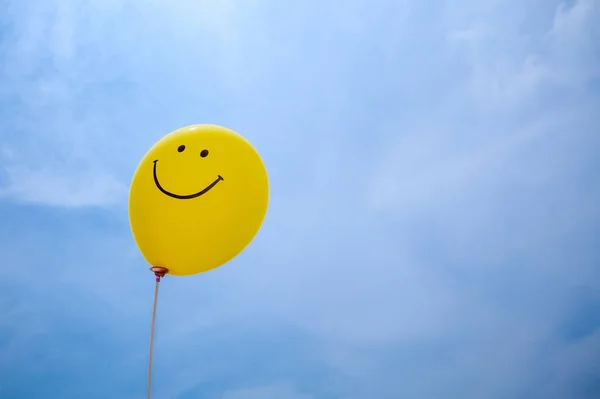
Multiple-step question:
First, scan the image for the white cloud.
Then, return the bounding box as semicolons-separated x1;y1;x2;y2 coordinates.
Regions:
0;164;126;207
549;0;600;86
445;0;598;109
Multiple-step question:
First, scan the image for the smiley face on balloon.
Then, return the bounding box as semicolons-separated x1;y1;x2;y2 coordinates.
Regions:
128;124;269;276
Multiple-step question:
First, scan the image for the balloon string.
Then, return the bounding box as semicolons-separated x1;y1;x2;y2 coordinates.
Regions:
148;275;162;399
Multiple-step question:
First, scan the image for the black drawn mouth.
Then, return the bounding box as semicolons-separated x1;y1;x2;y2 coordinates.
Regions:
153;159;223;200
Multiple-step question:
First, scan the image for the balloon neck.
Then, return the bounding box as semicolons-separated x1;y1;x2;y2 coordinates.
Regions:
150;266;169;282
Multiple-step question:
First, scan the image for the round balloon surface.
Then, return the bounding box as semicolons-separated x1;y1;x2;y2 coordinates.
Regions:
128;124;269;276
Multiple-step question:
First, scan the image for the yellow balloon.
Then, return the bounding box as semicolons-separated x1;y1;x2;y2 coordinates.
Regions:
128;124;269;276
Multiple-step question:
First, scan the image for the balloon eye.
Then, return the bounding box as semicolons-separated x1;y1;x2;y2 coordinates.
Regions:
177;145;185;152
200;149;209;158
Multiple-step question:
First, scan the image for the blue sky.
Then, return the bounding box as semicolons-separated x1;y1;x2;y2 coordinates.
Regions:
1;0;599;398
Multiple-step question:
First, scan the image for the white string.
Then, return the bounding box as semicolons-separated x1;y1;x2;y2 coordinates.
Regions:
147;276;162;399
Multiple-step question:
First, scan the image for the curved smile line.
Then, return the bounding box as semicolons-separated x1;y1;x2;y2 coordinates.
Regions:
153;160;224;200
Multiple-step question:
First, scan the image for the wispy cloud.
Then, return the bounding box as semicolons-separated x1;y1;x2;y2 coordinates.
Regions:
0;162;126;207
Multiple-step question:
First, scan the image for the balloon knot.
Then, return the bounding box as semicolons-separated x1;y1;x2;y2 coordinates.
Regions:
150;266;169;281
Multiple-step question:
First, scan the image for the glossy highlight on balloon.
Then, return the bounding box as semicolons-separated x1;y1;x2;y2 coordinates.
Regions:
128;124;269;276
